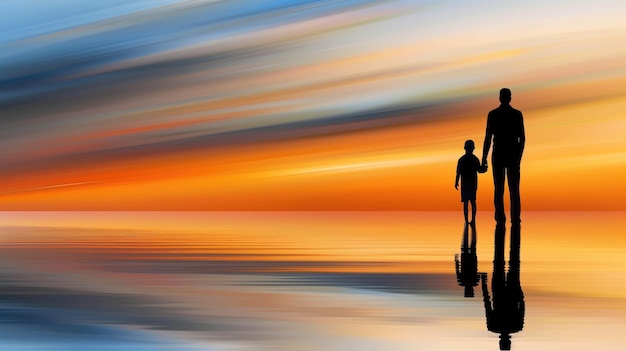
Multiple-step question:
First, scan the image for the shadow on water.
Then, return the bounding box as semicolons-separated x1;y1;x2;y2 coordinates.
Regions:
480;223;525;350
455;222;479;298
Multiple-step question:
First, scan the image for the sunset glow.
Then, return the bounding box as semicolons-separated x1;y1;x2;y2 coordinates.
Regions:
2;0;626;210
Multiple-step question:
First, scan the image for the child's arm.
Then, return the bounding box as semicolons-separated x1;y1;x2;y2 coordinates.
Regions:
476;156;488;173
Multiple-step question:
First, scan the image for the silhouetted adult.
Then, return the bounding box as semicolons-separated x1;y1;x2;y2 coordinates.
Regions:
481;224;524;350
482;88;525;224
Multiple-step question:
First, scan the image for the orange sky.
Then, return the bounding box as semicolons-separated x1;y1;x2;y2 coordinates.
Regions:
2;2;626;210
3;82;626;210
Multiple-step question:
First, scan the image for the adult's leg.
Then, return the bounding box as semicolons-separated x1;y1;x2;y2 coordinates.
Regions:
492;165;506;223
463;201;469;223
506;223;524;339
492;224;506;313
508;223;521;282
507;164;521;224
493;223;506;269
462;222;469;253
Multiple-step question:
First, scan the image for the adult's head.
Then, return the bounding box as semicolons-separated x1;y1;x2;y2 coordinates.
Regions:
499;88;512;104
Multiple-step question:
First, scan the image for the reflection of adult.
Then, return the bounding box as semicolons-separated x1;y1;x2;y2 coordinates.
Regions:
481;224;524;351
482;88;525;224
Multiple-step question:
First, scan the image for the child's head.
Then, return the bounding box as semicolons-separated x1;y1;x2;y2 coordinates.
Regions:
464;140;475;153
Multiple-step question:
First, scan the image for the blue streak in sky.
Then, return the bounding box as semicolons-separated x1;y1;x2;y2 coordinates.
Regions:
0;0;383;104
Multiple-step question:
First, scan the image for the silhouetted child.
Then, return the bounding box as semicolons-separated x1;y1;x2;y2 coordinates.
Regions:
455;140;487;224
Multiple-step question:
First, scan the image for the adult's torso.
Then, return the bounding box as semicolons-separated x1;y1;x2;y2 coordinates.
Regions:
489;105;523;163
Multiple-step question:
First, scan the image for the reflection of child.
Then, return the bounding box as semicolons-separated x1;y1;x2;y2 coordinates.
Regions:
455;251;479;297
455;140;488;224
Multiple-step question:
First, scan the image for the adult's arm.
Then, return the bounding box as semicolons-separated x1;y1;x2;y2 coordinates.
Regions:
481;273;493;317
482;113;493;165
455;254;461;282
518;112;525;161
455;159;461;190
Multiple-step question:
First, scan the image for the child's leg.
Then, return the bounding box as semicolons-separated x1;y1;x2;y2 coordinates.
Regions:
470;199;477;223
463;201;469;223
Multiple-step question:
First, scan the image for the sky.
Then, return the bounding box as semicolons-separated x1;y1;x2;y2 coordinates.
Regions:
1;0;626;210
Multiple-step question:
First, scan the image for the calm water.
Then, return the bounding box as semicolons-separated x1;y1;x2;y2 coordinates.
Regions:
1;211;625;350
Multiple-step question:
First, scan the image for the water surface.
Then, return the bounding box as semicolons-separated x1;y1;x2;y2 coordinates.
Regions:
1;211;624;350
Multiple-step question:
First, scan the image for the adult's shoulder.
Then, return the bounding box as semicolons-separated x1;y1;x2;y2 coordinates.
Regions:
487;107;499;122
510;106;523;116
488;106;500;115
